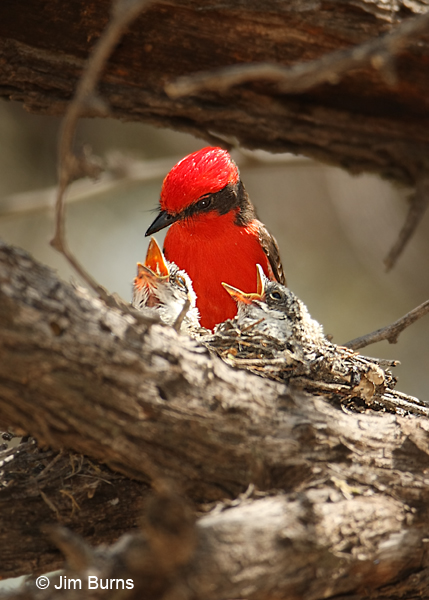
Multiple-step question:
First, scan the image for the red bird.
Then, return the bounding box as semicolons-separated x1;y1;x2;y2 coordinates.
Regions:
145;147;286;330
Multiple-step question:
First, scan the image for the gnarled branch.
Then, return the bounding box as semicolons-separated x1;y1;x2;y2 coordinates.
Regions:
2;240;429;599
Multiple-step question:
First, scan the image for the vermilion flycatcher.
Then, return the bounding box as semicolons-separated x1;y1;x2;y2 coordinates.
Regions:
132;237;200;332
145;147;285;330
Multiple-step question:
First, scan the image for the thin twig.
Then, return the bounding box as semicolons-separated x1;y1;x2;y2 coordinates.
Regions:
172;297;191;332
35;450;64;480
344;300;429;351
40;490;60;519
384;175;429;271
291;378;351;394
51;0;153;306
380;392;429;418
166;12;429;98
390;389;428;408
227;357;291;367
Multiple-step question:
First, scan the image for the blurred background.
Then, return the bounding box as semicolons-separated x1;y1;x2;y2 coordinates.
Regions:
0;99;428;400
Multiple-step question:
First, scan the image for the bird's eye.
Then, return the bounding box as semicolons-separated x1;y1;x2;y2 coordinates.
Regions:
196;196;212;210
270;291;282;301
176;274;188;291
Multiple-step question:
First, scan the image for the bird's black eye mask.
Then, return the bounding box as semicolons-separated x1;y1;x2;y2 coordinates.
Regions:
181;183;240;220
145;180;255;237
180;180;256;227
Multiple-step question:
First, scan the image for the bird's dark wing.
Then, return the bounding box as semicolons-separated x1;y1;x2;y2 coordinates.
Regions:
258;222;286;286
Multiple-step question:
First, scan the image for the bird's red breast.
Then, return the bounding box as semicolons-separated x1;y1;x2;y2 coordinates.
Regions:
163;212;274;330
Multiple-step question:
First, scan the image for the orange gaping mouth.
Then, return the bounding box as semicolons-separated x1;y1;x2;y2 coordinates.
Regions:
221;264;266;303
144;237;169;277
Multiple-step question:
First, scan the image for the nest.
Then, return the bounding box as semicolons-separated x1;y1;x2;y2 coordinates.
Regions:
201;318;429;418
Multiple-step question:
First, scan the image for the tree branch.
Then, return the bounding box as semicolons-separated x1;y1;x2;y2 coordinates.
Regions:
384;174;429;270
344;299;429;351
3;490;428;600
0;441;150;578
2;240;429;597
166;11;429;98
51;0;153;306
2;0;429;185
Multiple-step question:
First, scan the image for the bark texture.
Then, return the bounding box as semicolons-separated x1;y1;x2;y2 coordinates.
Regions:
0;442;150;578
1;241;429;598
1;0;429;185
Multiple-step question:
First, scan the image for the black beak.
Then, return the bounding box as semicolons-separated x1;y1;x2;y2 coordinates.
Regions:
145;210;180;237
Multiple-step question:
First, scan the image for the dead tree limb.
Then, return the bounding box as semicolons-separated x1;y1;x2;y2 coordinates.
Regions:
166;11;429;97
2;240;429;598
1;0;429;186
2;490;428;600
345;299;429;350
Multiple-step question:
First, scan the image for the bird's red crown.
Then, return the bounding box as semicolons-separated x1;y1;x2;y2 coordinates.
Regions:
160;147;239;214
